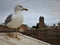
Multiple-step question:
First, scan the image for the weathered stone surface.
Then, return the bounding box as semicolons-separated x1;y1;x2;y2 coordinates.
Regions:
0;33;51;45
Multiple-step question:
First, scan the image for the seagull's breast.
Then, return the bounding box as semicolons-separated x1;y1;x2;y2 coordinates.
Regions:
6;13;23;28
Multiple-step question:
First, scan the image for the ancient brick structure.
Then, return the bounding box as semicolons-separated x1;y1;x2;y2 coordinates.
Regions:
39;16;45;28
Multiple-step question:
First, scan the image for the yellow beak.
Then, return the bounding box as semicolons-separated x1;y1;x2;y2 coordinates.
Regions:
23;8;28;11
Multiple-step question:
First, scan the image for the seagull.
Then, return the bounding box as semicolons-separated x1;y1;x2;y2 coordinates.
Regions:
5;5;28;38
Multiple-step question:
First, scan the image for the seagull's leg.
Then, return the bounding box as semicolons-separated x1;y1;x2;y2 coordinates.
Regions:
15;29;20;40
16;29;17;38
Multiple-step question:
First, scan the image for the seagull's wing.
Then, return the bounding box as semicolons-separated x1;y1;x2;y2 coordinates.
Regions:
5;14;12;24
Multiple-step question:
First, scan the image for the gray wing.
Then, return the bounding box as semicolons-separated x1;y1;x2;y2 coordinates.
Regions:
5;14;12;24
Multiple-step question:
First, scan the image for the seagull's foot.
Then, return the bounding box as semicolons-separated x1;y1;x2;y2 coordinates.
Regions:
15;35;21;40
7;33;21;40
7;33;15;38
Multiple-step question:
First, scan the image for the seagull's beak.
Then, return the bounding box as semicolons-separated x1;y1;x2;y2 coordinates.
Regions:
23;8;28;11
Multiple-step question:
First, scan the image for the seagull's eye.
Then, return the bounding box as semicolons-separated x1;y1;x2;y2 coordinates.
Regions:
19;6;22;8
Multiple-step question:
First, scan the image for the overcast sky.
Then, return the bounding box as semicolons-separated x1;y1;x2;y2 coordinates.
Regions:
0;0;60;27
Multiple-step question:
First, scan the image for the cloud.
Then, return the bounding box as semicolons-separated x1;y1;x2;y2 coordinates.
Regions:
0;0;60;26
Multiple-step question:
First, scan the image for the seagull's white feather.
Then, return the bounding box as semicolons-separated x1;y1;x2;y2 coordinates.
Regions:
5;5;28;29
6;13;23;28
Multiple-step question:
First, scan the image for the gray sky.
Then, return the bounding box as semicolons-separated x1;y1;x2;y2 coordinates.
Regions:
0;0;60;27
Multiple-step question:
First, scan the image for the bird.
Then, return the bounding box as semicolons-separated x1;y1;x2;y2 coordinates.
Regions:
5;5;28;38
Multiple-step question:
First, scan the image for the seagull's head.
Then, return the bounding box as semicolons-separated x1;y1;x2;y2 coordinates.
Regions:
15;5;28;11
